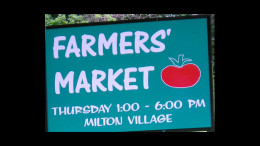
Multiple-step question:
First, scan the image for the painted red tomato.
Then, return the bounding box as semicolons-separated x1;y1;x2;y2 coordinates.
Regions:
161;55;201;88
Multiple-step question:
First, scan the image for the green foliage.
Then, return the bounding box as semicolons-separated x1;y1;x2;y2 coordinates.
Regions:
45;14;87;26
180;14;188;16
123;14;132;20
50;14;68;26
67;14;88;24
45;14;53;26
104;14;116;21
94;14;102;19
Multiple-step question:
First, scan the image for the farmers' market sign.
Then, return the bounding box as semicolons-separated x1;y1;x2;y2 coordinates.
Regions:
45;16;213;132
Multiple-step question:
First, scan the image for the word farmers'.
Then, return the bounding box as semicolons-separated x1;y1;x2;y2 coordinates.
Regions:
53;29;171;59
55;66;154;94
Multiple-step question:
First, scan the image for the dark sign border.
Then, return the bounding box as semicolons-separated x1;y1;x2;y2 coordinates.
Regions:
45;15;214;132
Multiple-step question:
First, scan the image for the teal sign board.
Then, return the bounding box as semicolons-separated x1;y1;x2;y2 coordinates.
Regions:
45;16;213;132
